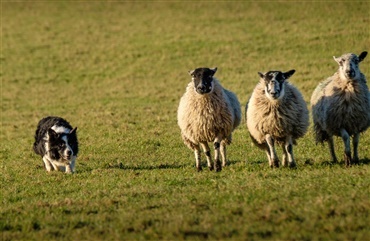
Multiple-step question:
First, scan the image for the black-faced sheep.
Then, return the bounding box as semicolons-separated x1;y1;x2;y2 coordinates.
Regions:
311;51;369;166
177;67;241;172
246;70;309;168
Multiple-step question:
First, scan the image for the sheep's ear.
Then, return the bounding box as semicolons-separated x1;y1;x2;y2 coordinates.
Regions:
210;67;217;75
258;72;265;79
284;69;295;79
359;51;367;62
188;69;195;76
333;56;341;65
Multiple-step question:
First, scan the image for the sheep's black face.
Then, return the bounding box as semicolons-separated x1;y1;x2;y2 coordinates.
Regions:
189;67;217;95
334;51;367;81
258;70;295;101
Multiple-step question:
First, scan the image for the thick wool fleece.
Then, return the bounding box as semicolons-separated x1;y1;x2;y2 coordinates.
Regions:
247;80;309;146
311;72;370;142
177;79;241;150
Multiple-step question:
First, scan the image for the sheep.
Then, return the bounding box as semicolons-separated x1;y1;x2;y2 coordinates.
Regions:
311;51;369;166
246;70;309;168
177;67;241;172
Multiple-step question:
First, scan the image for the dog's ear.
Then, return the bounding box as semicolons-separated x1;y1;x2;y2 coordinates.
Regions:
48;128;59;140
70;127;77;135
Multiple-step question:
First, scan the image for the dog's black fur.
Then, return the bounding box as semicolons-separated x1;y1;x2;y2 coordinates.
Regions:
33;116;78;173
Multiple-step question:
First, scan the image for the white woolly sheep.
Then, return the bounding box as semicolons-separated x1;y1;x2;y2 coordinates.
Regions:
311;51;369;166
246;70;309;168
177;67;241;172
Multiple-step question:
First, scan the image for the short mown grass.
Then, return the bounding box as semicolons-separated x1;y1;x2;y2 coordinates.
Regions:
1;2;370;240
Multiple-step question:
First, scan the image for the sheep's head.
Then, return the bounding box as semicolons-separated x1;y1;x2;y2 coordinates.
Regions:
334;51;367;81
258;70;295;101
189;67;217;95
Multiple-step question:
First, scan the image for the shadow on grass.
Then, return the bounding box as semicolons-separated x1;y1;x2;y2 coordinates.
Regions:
245;159;265;165
110;159;248;171
105;162;187;171
314;157;370;167
226;159;242;166
359;158;370;165
181;230;209;239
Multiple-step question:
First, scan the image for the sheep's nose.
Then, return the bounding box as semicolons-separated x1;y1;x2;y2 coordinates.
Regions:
346;69;355;77
197;85;206;92
270;90;279;98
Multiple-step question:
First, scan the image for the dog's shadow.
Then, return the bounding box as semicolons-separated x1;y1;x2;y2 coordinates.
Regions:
106;162;187;171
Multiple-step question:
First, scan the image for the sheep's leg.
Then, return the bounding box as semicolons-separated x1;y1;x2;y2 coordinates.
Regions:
265;149;273;165
340;129;352;166
282;136;296;168
265;134;279;167
194;145;202;171
200;142;213;171
282;146;288;167
352;133;360;164
327;136;338;163
214;136;223;172
220;141;227;167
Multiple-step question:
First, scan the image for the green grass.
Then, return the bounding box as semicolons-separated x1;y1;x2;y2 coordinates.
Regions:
1;2;370;240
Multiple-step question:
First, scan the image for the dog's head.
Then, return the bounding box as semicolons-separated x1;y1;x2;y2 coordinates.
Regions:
47;127;77;162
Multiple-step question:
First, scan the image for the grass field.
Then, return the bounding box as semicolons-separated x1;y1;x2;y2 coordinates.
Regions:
1;1;370;240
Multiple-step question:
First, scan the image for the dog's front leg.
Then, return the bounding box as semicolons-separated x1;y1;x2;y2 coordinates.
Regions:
42;156;54;172
65;164;73;174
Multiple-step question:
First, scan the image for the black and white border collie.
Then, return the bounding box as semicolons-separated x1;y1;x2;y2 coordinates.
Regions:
33;116;78;173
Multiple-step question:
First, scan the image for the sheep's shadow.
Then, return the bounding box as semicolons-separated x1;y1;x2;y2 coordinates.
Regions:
197;159;241;169
316;157;370;167
359;158;370;165
225;159;240;166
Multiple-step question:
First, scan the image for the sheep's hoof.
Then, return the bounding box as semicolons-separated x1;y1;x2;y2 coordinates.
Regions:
331;158;338;164
273;160;280;168
215;160;222;172
288;162;297;169
353;157;359;164
344;154;352;167
269;159;279;168
197;166;203;172
208;165;214;171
